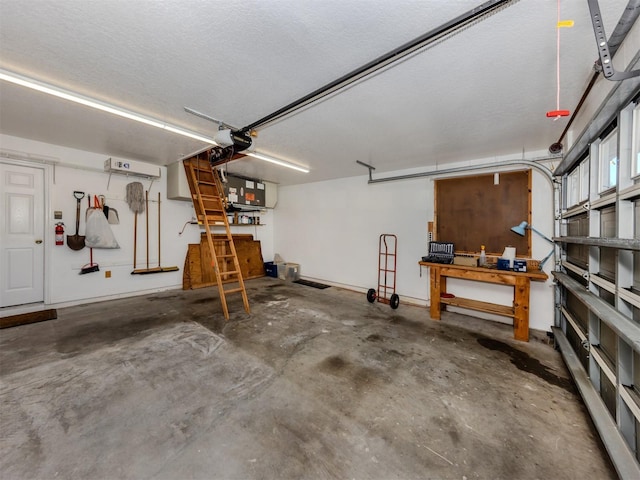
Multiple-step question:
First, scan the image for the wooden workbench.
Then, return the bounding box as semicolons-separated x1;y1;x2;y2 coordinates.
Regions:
419;261;548;342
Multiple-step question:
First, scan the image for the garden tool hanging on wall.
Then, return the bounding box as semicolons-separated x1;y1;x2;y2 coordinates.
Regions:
131;190;179;274
67;191;86;251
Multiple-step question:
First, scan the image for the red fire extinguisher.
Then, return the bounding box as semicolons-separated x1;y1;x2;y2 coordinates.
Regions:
55;222;65;245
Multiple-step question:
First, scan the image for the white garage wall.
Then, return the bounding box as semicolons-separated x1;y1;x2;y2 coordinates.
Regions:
2;132;554;332
1;134;275;308
273;174;431;302
273;157;556;333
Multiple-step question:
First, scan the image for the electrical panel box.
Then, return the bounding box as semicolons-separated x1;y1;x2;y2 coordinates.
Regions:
226;174;266;208
166;161;277;207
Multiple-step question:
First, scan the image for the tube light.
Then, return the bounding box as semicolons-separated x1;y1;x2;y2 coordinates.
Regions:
0;69;309;173
246;152;310;173
0;69;219;144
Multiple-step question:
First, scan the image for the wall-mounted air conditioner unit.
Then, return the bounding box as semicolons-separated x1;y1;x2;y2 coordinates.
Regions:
104;158;161;178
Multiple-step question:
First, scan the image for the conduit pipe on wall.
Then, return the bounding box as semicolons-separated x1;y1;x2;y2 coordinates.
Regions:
366;158;555;186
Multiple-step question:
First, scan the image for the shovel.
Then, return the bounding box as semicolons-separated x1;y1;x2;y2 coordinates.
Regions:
67;191;86;250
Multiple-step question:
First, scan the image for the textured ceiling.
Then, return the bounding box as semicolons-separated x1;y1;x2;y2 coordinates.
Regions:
0;0;633;185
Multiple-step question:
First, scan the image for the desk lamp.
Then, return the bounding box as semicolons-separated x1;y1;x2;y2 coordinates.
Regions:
511;221;555;270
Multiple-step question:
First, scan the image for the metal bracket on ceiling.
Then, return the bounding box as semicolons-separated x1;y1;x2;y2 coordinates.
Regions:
183;106;238;131
588;0;640;81
356;160;376;182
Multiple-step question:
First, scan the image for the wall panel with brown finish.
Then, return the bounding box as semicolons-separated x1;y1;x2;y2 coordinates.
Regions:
435;170;531;257
183;234;265;289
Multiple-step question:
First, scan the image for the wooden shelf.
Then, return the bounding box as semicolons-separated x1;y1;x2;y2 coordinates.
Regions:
440;296;515;317
420;261;547;342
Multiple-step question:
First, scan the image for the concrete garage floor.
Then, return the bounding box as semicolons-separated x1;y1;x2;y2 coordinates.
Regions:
1;277;614;479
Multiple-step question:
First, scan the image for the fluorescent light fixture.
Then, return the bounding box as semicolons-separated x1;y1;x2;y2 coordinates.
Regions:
0;69;218;143
0;69;309;173
246;152;310;173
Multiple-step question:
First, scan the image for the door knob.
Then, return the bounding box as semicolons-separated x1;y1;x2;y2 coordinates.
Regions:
35;239;43;244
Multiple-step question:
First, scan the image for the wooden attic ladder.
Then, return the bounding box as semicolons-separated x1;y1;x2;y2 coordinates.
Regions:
183;158;250;319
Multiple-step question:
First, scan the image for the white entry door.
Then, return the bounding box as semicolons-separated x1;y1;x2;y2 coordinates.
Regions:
0;162;45;307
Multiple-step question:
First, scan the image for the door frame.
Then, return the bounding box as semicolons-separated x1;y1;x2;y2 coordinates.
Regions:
0;157;53;308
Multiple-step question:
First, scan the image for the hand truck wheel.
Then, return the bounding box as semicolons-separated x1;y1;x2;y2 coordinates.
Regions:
366;288;377;303
390;293;400;309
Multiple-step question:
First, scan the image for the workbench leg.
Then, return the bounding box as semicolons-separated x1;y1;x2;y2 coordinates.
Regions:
513;278;530;342
429;267;443;320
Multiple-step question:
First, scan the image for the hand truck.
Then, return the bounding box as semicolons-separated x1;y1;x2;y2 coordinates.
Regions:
367;234;400;309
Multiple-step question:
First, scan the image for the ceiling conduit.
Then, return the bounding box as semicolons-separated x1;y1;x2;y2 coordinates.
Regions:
240;0;518;133
365;158;555;186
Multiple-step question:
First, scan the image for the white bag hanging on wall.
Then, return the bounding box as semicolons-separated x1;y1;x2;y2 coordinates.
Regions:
85;196;120;249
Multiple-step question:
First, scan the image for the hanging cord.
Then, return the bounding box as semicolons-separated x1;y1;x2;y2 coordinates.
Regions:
546;1;572;119
555;0;561;117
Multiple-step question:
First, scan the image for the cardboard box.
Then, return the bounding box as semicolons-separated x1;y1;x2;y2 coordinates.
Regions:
453;256;478;267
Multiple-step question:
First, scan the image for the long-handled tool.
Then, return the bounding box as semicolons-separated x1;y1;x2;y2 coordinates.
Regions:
79;194;100;274
67;191;86;250
156;191;179;272
131;191;178;274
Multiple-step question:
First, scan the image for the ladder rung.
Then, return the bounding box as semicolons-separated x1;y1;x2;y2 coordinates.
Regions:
217;254;235;258
190;166;212;171
219;270;240;275
197;180;216;186
223;287;245;295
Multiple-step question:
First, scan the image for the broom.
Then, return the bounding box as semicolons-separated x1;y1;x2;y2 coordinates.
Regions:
131;190;179;274
156;191;179;273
